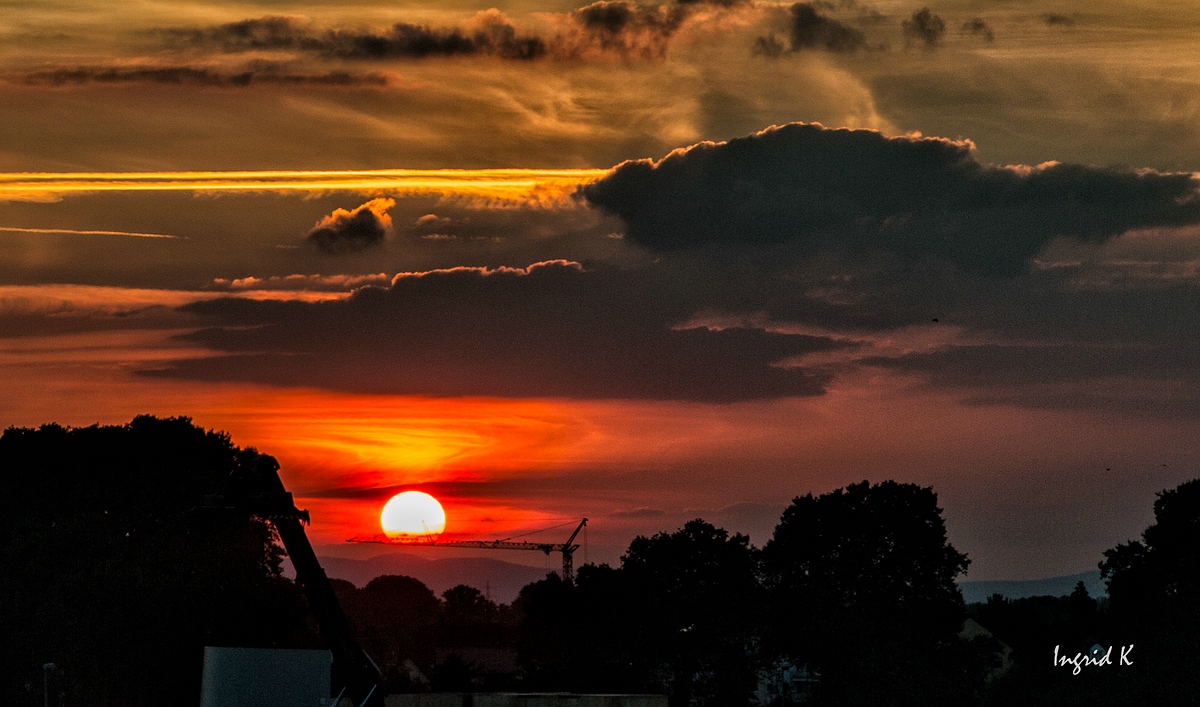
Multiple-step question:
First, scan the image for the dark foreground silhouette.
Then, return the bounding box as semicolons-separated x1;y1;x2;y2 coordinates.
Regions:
0;416;310;705
3;416;1198;706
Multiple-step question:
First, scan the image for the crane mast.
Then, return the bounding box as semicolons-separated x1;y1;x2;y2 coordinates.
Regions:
207;453;384;707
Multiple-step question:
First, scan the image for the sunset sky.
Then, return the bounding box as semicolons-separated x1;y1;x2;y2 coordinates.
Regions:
4;0;1200;581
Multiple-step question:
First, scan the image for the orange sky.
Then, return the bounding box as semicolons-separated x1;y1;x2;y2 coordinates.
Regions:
5;0;1200;582
2;309;1195;577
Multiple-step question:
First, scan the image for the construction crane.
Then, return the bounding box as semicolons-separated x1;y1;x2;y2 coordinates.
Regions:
352;518;589;582
204;453;384;707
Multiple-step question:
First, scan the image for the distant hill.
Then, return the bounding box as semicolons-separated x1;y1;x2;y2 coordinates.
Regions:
304;551;553;604
959;570;1105;604
303;550;1108;607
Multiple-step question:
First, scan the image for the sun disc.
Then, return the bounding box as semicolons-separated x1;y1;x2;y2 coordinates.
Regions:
381;491;446;537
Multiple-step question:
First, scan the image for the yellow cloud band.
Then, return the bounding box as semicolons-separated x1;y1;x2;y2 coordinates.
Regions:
0;168;609;202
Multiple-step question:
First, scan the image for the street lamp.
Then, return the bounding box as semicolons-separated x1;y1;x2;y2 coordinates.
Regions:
42;663;55;707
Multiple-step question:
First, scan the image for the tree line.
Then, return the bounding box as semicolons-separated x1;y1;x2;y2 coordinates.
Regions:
3;417;1199;706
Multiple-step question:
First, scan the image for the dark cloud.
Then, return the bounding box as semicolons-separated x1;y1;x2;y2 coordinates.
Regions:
1041;13;1076;28
322;23;479;59
321;11;546;61
863;341;1200;389
809;258;1200;417
787;3;867;52
149;261;846;401
164;16;311;51
860;333;1200;419
307;198;395;254
576;2;650;34
162;6;694;64
300;468;693;514
902;7;945;48
168;12;545;61
0;306;183;339
9;65;389;88
563;1;688;61
961;18;994;42
38;117;1193;418
751;33;786;58
961;387;1200;420
581;123;1200;276
157;0;752;66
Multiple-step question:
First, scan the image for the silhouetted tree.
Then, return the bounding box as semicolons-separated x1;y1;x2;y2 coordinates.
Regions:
434;583;515;689
0;416;311;707
442;584;498;626
569;562;655;693
514;572;577;689
351;575;441;688
763;480;980;707
972;590;1114;707
621;519;763;707
514;563;656;694
1066;581;1099;638
512;521;761;705
1099;477;1200;705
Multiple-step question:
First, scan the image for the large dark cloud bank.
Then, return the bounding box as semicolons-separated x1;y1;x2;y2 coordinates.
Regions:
147;124;1200;414
582;123;1200;276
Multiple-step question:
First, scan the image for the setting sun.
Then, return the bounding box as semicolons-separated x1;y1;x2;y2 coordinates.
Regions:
380;491;446;538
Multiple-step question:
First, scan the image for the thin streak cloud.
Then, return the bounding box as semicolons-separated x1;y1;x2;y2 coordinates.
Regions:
0;169;608;203
0;226;181;239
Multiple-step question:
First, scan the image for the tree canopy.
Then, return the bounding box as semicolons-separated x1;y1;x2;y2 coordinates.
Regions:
512;519;763;706
763;480;975;706
622;519;763;707
0;416;310;706
1100;478;1200;705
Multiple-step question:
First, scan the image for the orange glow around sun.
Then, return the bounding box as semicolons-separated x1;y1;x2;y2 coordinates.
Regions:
381;491;447;537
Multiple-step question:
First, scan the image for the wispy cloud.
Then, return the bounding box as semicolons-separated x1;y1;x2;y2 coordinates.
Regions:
7;65;390;88
0;226;181;239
